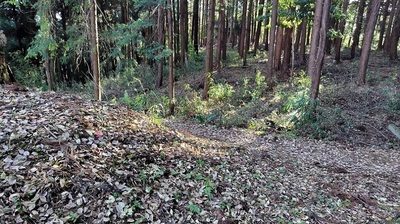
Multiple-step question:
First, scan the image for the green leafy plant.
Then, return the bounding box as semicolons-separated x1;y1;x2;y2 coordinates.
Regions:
186;203;201;214
203;177;215;199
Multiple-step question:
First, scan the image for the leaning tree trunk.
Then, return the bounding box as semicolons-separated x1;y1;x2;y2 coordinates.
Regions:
378;0;391;49
357;0;380;85
308;0;331;101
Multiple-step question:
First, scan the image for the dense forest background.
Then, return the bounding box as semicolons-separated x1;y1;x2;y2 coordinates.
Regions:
1;1;400;222
0;0;399;141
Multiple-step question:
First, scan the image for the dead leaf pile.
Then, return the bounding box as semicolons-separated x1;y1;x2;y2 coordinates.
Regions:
1;88;399;223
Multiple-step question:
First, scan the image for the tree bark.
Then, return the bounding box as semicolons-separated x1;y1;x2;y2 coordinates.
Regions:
378;0;391;49
156;6;165;88
266;0;278;82
222;6;228;60
202;0;215;100
351;0;366;59
384;0;399;51
167;0;175;114
89;0;101;101
388;1;400;59
243;0;253;66
334;0;349;63
216;0;225;70
357;0;380;85
274;26;283;70
308;0;331;100
282;27;293;77
299;19;307;64
253;0;265;56
192;0;200;53
239;0;248;58
180;0;188;65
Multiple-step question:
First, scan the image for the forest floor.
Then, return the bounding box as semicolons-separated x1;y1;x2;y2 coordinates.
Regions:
1;51;400;223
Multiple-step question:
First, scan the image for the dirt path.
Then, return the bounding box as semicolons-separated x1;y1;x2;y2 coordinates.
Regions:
166;118;400;222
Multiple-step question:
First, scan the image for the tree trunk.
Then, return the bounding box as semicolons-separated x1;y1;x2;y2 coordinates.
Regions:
357;0;380;85
202;0;215;100
156;6;165;88
167;0;175;114
222;6;228;60
274;26;284;70
378;0;391;49
282;27;293;77
243;0;253;66
239;0;248;58
308;0;331;100
216;0;225;71
384;0;399;51
0;52;10;84
253;0;265;56
334;0;349;63
173;0;180;64
180;0;188;65
325;18;335;55
351;0;366;59
294;23;302;54
388;1;400;58
246;0;253;52
89;0;101;101
299;19;307;64
201;0;208;47
266;0;278;82
192;0;200;53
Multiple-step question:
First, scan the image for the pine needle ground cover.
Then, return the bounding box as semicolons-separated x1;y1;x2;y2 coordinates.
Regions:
1;88;399;223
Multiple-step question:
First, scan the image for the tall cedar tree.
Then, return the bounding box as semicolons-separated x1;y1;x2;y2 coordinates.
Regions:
192;0;199;53
254;0;265;56
89;0;101;101
358;0;381;84
378;0;391;49
180;0;188;65
156;6;165;88
239;0;248;58
334;0;349;63
388;0;400;59
202;0;216;100
167;0;175;114
299;19;307;64
267;0;278;82
216;0;225;71
351;0;366;59
308;0;331;100
384;0;399;51
243;0;253;67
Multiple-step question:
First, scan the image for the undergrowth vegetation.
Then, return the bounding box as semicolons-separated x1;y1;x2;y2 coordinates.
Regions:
10;49;400;143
